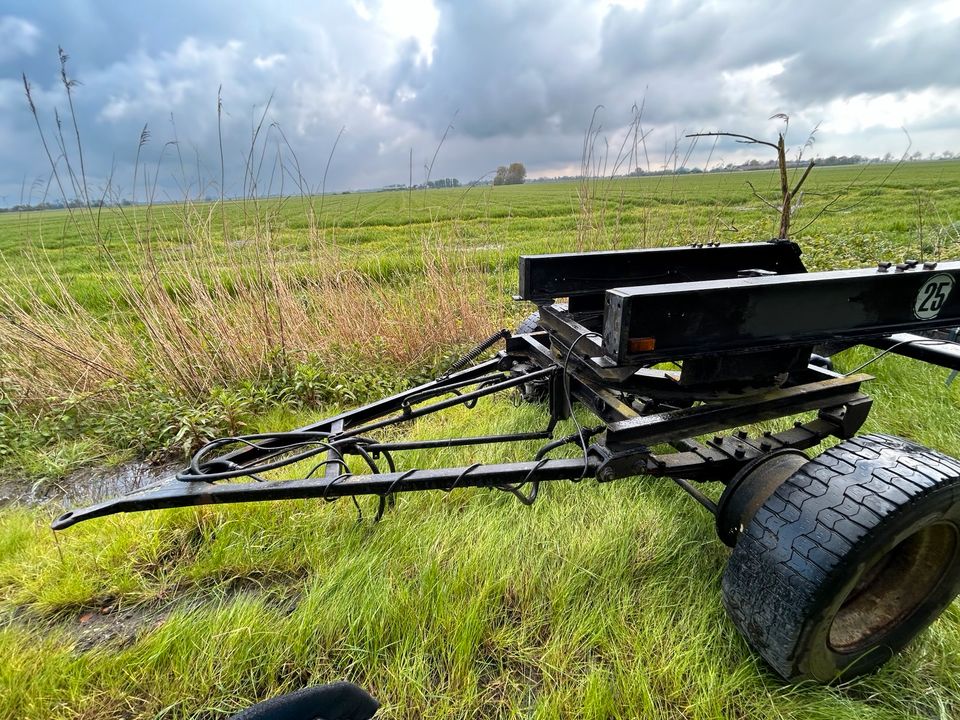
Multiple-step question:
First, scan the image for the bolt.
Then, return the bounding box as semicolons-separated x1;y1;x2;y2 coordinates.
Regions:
734;447;746;458
906;258;919;268
924;261;938;270
895;263;908;272
713;435;723;444
877;260;892;272
760;441;771;451
599;467;615;482
737;430;748;439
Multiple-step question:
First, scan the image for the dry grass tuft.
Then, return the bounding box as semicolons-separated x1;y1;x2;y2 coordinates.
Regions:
0;227;498;411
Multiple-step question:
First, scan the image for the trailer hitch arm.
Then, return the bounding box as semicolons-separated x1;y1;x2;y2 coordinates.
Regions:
50;456;602;530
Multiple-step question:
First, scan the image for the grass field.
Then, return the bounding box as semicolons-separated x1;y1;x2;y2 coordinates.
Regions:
1;161;960;718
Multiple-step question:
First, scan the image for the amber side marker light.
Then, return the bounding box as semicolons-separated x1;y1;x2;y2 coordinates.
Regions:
627;337;656;353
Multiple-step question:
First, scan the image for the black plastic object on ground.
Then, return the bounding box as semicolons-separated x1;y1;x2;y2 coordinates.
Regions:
228;682;380;720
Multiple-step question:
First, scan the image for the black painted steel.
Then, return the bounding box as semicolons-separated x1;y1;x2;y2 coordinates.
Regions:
518;240;805;301
363;431;553;452
866;332;960;371
216;358;507;469
603;373;870;448
51;457;602;530
603;262;960;364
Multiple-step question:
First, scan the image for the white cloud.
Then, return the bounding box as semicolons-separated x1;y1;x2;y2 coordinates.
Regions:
253;53;286;70
819;89;960;134
351;0;373;21
934;0;960;21
0;16;40;62
374;0;439;64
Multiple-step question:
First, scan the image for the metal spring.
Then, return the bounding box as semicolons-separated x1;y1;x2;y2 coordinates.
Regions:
439;329;510;379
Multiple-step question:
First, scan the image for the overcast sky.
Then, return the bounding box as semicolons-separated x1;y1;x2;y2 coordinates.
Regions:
1;0;959;205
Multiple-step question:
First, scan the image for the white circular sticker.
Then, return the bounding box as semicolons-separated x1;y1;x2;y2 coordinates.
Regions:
914;273;956;320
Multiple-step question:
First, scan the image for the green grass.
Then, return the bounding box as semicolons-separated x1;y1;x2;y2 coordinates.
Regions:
1;162;960;718
4;162;959;291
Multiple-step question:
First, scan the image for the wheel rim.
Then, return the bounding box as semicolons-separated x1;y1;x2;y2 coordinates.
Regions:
829;522;958;653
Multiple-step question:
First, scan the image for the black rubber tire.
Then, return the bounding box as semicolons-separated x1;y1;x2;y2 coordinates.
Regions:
516;310;541;335
723;434;960;682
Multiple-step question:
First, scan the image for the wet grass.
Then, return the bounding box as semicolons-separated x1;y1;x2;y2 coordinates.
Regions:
3;382;960;719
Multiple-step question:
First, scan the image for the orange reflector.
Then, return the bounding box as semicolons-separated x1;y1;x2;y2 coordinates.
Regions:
627;337;656;353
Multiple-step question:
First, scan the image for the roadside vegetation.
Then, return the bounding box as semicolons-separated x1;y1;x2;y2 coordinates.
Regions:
1;160;959;718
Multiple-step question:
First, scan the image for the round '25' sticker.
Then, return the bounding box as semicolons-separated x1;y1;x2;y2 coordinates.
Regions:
914;273;956;320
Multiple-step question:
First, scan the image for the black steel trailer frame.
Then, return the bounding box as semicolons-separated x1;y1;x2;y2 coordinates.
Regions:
52;240;960;533
50;239;960;682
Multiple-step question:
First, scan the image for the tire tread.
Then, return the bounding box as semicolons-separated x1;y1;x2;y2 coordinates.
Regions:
723;434;960;680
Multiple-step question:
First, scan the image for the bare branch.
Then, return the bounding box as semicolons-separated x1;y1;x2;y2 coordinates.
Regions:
791;160;815;196
776;133;791;238
685;131;779;151
745;180;781;212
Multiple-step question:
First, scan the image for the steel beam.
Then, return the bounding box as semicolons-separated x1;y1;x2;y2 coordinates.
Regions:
603;262;960;364
51;457;602;530
604;373;871;448
518;240;805;301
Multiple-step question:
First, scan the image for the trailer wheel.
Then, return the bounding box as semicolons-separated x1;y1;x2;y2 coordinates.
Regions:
516;311;541;335
722;434;960;682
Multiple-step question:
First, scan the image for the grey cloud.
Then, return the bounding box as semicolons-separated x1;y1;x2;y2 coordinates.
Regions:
778;10;960;102
1;1;410;202
388;0;605;138
599;1;724;73
406;0;959;131
1;0;958;206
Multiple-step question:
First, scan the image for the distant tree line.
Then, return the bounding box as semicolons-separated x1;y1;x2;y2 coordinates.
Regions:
521;150;957;184
622;150;959;177
493;163;527;185
1;197;111;212
424;178;460;188
379;178;461;192
4;151;958;210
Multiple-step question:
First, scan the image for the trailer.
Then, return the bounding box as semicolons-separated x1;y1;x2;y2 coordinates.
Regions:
53;239;960;682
